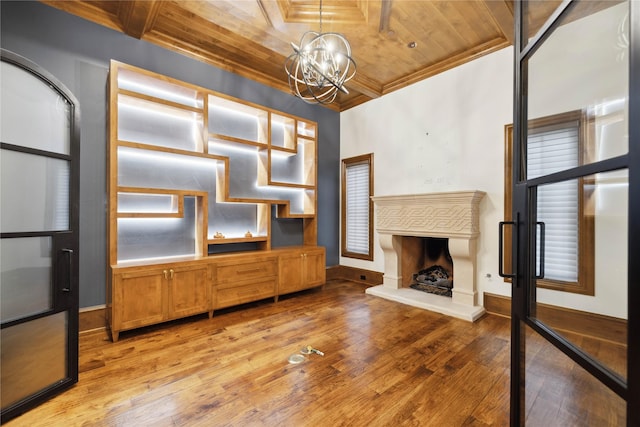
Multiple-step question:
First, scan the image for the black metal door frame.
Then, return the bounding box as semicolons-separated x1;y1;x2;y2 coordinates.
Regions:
510;1;639;425
0;49;80;423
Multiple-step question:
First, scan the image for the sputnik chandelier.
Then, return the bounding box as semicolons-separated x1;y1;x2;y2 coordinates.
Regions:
284;0;356;104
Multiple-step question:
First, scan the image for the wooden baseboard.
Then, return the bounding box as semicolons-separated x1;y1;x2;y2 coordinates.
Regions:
79;305;107;334
326;265;383;286
483;293;511;318
483;293;627;346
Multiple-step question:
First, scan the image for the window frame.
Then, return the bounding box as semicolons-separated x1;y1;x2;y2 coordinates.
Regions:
341;153;374;261
504;110;595;295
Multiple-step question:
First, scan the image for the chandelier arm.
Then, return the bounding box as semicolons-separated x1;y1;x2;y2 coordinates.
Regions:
292;61;339;105
304;60;351;94
295;60;337;103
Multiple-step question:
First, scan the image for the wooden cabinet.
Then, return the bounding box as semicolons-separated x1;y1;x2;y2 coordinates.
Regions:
108;248;326;341
110;262;211;341
214;255;278;309
107;61;324;341
277;246;326;296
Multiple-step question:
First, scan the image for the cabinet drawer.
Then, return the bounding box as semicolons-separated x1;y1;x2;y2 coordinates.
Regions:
216;259;277;283
215;278;277;308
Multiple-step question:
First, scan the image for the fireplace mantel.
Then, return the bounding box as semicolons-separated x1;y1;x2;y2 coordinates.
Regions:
367;190;486;321
371;191;485;239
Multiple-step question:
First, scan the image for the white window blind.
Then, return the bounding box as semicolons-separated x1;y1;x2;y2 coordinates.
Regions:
528;123;579;282
345;161;370;255
54;163;70;230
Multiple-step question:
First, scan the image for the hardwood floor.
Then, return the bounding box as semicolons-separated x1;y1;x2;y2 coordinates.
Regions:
5;281;625;426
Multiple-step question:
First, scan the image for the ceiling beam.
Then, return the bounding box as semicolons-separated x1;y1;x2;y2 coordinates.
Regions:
483;0;515;45
348;73;383;100
277;0;367;24
256;0;274;28
117;0;162;39
379;0;393;33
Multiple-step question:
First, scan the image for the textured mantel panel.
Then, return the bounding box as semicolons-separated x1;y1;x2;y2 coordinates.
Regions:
372;191;486;238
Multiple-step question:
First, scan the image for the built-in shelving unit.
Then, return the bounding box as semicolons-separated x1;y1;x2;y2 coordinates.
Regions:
107;61;324;341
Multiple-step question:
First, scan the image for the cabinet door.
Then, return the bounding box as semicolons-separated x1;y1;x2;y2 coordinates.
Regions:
114;269;166;332
304;249;326;286
168;265;210;318
278;252;304;294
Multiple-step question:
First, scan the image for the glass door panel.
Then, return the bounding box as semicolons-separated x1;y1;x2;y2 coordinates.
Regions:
0;150;70;233
0;237;53;322
526;1;629;169
523;1;563;41
533;170;628;380
0;312;68;410
0;61;71;155
523;322;626;425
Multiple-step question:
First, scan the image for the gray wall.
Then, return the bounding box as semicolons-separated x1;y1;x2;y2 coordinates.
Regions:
1;1;340;308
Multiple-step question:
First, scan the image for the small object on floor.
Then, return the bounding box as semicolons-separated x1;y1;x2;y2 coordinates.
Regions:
288;353;305;364
304;345;324;356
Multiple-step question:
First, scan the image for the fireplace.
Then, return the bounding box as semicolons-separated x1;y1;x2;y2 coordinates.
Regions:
408;237;453;297
367;191;486;321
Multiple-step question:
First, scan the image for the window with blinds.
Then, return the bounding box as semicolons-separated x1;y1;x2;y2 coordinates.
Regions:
504;110;594;295
341;154;373;260
528;122;579;282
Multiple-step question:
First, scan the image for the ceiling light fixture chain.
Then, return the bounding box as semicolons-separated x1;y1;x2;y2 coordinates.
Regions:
284;0;356;105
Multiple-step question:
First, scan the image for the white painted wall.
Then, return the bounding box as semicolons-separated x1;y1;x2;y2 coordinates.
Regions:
340;46;514;305
339;2;629;320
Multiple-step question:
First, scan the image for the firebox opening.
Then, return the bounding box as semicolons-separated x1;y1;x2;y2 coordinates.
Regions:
402;237;454;297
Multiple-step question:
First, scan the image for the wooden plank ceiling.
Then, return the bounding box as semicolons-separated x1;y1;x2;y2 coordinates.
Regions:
39;1;562;111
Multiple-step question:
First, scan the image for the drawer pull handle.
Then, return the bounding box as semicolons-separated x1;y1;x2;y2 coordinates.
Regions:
238;268;263;275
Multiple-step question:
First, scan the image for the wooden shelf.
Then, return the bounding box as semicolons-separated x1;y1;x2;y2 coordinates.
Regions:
208;135;268;151
107;60;322;341
116;61;204;109
208;235;268;245
119;88;203;114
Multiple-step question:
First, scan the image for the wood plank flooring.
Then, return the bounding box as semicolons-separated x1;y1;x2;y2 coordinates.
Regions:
4;280;625;426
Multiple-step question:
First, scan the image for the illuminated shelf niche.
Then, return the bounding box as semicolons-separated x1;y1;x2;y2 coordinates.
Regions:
109;61;318;264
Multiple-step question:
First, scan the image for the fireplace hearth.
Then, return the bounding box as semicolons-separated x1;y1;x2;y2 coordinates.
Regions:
367;191;486;321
